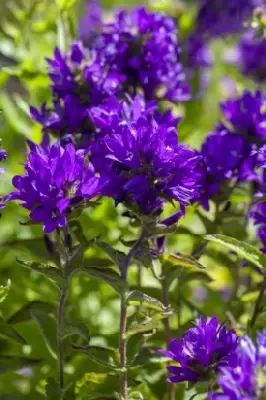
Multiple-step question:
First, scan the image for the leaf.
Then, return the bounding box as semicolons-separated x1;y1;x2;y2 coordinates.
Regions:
182;271;213;285
148;223;177;237
126;290;167;312
75;373;139;400
45;378;61;400
17;258;64;287
56;0;77;10
0;355;42;374
0;317;26;345
31;311;57;359
8;301;55;324
160;253;206;269
205;234;266;269
0;279;11;303
63;321;90;345
126;309;172;338
73;345;118;369
81;266;127;294
96;241;126;267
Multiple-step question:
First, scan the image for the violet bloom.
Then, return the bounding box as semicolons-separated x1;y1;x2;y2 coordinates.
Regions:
159;316;238;384
91;7;190;102
91;99;205;217
210;332;266;399
30;42;122;142
79;0;103;46
7;135;105;233
195;0;258;37
238;30;266;83
200;128;257;208
220;90;266;145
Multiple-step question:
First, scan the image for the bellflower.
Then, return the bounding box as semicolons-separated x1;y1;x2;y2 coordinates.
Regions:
159;316;238;384
238;30;266;83
91;102;205;217
91;7;190;102
79;0;103;46
7;135;105;233
210;332;266;399
201;128;256;207
220;90;266;145
30;42;122;141
195;0;258;37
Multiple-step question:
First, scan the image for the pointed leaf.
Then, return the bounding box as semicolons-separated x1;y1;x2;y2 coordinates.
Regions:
0;355;42;374
8;301;55;324
205;234;266;269
126;290;166;311
73;345;118;369
17;258;64;287
31;311;57;359
126;309;172;338
0;317;26;344
0;279;11;303
81;266;127;294
63;321;90;345
96;241;126;267
161;253;205;270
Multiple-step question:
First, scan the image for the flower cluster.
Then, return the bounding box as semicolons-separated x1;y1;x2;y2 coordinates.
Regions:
91;7;190;102
210;332;266;399
195;0;259;37
7;136;105;233
79;0;103;46
159;316;238;384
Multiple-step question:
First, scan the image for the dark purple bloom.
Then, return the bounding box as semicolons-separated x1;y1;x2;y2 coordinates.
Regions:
91;7;191;102
159;316;238;384
210;332;266;399
79;0;103;46
0;149;7;161
91;98;205;216
195;0;259;37
237;30;266;83
201;128;257;207
7;135;106;233
220;90;266;144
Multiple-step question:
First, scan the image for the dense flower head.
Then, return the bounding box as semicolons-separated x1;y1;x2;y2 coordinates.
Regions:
91;98;205;216
220;90;266;145
210;332;266;399
159;316;238;384
200;128;257;207
30;41;122;141
195;0;259;37
91;7;191;102
6;135;105;233
237;30;266;83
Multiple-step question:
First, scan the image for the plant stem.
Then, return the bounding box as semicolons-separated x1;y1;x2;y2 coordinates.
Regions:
250;274;266;327
119;228;146;400
57;286;68;391
162;271;175;400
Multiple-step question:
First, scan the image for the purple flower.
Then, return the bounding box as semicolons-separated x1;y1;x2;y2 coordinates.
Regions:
237;30;266;83
250;201;266;251
79;0;103;46
195;0;258;37
210;332;266;399
220;90;266;144
159;316;238;384
7;135;106;233
200;128;256;208
91;98;205;216
91;7;190;102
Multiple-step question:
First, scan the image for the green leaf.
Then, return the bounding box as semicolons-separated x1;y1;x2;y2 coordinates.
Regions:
31;311;57;359
182;271;213;285
63;321;90;345
81;266;127;294
0;317;26;345
96;241;126;267
17;258;64;287
0;279;11;303
56;0;77;10
126;290;167;312
0;355;42;374
148;223;177;237
205;234;266;269
72;345;118;369
126;309;172;338
160;253;206;269
8;301;55;324
45;378;61;400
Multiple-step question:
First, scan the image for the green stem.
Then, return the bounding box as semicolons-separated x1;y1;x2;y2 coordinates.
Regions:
250;274;266;327
119;228;146;400
57;286;68;391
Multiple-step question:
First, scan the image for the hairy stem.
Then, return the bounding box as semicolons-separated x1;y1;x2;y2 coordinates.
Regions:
119;228;146;400
57;286;68;391
162;272;175;400
251;274;266;327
